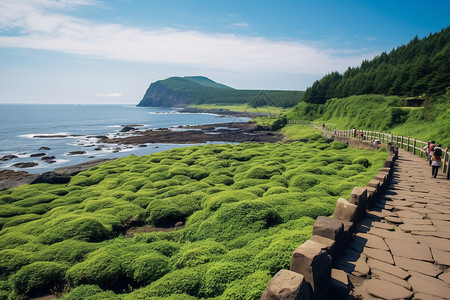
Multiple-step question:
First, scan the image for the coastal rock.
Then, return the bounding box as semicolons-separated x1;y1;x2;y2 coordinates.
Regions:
30;153;46;157
1;154;18;161
0;170;39;191
32;158;113;185
67;151;87;155
33;134;68;138
12;162;39;168
41;156;56;160
120;126;136;132
39;147;51;150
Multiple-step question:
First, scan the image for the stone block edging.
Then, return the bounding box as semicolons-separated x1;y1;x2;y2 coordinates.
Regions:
261;146;398;300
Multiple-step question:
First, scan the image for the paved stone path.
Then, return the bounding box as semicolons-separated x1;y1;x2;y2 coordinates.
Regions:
333;149;450;299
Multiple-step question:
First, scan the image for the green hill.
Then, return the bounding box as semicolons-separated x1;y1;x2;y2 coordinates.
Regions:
302;27;450;104
137;76;304;108
280;27;450;146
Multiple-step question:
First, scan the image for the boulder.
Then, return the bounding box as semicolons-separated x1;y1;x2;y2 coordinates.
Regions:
261;269;313;300
38;147;51;150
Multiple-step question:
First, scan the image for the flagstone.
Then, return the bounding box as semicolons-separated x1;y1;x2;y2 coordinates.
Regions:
385;238;433;261
415;236;450;251
394;256;441;277
367;258;409;279
366;279;413;300
409;276;450;299
431;248;450;266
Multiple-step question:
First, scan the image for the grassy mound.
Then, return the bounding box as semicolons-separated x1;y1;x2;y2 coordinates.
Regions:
0;140;386;299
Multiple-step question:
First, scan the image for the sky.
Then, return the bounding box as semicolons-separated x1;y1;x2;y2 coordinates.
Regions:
0;0;449;104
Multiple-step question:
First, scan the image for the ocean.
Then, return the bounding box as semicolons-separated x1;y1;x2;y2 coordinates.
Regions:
0;104;249;174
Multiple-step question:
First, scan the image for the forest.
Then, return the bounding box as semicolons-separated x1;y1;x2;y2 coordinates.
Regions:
302;27;450;104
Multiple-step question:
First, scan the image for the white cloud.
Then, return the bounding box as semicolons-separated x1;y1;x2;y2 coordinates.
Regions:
95;92;122;97
230;22;249;28
0;0;373;75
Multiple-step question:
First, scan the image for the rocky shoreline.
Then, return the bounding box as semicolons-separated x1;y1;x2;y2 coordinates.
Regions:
98;122;284;145
0;108;283;190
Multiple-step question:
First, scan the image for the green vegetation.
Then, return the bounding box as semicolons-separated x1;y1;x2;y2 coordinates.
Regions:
286;92;450;147
303;27;450;104
0;140;386;299
188;104;288;114
139;76;304;108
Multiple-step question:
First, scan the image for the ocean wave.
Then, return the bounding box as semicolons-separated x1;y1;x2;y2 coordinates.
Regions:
18;132;71;139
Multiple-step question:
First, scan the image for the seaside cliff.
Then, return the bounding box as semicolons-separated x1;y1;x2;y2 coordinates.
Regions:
137;81;194;107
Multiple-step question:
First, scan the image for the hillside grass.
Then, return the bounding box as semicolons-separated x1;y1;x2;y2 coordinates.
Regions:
287;92;450;147
279;125;323;140
0;141;387;299
188;104;288;114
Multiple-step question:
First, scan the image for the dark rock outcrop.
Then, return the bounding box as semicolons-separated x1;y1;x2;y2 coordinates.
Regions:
137;81;194;107
32;159;113;185
1;154;18;161
120;126;136;132
67;151;87;155
30;153;46;157
0;170;39;191
39;147;51;150
13;162;38;168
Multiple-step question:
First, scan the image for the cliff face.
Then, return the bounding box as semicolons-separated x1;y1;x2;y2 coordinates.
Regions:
137;82;194;107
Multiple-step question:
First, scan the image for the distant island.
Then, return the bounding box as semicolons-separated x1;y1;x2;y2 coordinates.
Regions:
137;76;304;108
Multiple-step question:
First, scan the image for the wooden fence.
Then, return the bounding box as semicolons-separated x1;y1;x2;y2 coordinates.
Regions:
287;120;450;179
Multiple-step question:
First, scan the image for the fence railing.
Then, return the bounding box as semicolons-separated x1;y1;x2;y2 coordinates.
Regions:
287;120;450;179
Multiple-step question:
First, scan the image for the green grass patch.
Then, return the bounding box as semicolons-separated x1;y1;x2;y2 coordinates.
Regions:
0;141;386;299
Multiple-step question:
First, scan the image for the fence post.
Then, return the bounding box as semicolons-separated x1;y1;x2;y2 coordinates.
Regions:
443;148;448;174
413;138;416;155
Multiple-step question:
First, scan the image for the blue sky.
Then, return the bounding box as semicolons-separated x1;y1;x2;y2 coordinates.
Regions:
0;0;448;104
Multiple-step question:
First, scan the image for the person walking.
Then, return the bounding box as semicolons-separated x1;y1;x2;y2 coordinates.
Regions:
431;144;442;178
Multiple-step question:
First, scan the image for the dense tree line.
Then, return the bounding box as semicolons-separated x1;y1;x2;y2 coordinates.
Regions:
303;27;450;104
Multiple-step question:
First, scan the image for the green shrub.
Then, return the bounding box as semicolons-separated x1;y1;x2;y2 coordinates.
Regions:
200;262;245;297
135;265;206;297
203;190;258;211
0;205;25;218
203;174;234;186
145;240;180;257
66;249;131;289
289;174;321;190
146;200;184;226
193;201;282;241
61;284;120;300
3;214;41;228
221;270;271;300
264;186;289;196
132;253;170;285
169;240;227;269
0;232;36;250
36;239;99;264
39;216;113;244
10;261;67;295
330;141;348;149
0;249;34;275
352;157;371;168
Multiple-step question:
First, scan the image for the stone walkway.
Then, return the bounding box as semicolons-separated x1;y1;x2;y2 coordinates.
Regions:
333;149;450;299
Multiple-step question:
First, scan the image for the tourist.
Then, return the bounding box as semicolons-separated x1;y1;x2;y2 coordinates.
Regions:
431;144;442;178
429;140;436;165
360;130;364;140
423;141;431;163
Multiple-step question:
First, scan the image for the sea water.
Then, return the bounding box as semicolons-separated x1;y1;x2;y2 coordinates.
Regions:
0;104;249;174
